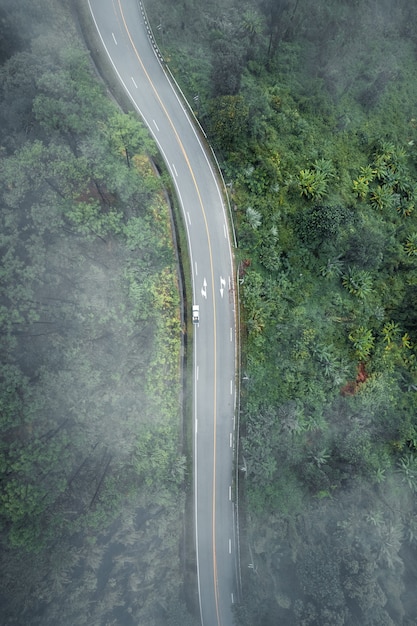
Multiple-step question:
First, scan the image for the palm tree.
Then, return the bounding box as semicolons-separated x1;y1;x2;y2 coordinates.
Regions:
370;184;394;210
352;175;369;200
397;453;417;492
342;267;373;300
314;158;335;179
382;320;400;346
299;168;328;200
320;256;344;279
404;233;417;257
246;206;262;230
348;326;375;360
397;196;415;217
241;9;263;47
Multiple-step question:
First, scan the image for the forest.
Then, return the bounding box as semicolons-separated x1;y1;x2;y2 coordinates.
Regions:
0;1;197;624
145;0;417;624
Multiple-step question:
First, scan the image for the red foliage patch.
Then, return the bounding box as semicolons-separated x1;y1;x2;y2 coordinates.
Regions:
239;258;251;278
341;362;368;396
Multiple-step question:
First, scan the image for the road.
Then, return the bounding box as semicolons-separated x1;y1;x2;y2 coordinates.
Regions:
86;1;238;624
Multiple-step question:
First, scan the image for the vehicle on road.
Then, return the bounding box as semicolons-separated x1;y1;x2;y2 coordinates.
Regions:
192;304;200;324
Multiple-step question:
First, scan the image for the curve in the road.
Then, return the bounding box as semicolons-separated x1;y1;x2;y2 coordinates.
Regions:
85;2;238;625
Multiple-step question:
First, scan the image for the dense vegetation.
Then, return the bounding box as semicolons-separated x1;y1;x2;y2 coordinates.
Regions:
0;1;196;624
146;0;417;624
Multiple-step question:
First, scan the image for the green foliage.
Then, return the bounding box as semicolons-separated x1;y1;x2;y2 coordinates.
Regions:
342;267;373;300
348;326;375;360
206;94;249;152
404;233;417;258
0;3;185;624
109;0;417;622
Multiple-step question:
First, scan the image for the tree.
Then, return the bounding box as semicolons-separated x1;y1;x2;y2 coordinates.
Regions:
210;39;244;96
342;267;373;300
206;95;249;152
299;167;328;200
349;326;375;360
101;111;154;168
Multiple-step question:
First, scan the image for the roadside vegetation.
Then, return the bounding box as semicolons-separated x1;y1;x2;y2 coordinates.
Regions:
0;1;196;624
146;0;417;623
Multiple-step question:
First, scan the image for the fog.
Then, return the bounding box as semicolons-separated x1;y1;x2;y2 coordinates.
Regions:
0;1;195;624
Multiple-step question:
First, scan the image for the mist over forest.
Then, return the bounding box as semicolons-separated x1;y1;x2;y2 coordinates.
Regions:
3;0;417;625
145;0;417;624
0;1;196;624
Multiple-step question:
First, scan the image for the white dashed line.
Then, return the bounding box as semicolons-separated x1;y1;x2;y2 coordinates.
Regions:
229;539;232;554
112;32;117;45
153;119;159;131
131;76;137;88
229;485;232;501
187;212;191;225
195;261;198;276
172;163;178;177
223;223;227;238
229;433;233;448
230;380;233;395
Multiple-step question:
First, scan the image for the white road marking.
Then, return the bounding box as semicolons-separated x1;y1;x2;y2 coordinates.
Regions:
230;379;233;395
196;365;199;381
131;76;137;88
230;327;233;342
223;223;227;238
195;261;198;276
112;32;117;45
220;276;226;298
231;593;234;604
201;278;207;299
153;119;159;131
229;539;232;554
187;212;191;225
195;419;197;433
229;433;233;448
229;485;232;500
172;163;178;177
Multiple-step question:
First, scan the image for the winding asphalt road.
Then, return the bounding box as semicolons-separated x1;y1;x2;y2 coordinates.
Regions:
86;1;238;624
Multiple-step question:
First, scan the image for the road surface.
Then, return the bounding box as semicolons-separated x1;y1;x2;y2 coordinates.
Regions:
86;1;238;624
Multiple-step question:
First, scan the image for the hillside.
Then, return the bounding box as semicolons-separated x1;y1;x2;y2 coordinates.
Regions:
0;1;196;624
145;0;417;624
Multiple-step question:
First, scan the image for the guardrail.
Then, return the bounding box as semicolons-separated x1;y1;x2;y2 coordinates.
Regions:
139;0;242;602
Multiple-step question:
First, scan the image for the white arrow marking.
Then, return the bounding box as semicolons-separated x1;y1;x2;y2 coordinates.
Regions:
112;32;117;45
153;119;159;131
201;280;207;299
220;276;226;298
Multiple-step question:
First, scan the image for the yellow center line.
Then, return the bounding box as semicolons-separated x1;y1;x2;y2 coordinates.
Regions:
115;1;221;623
